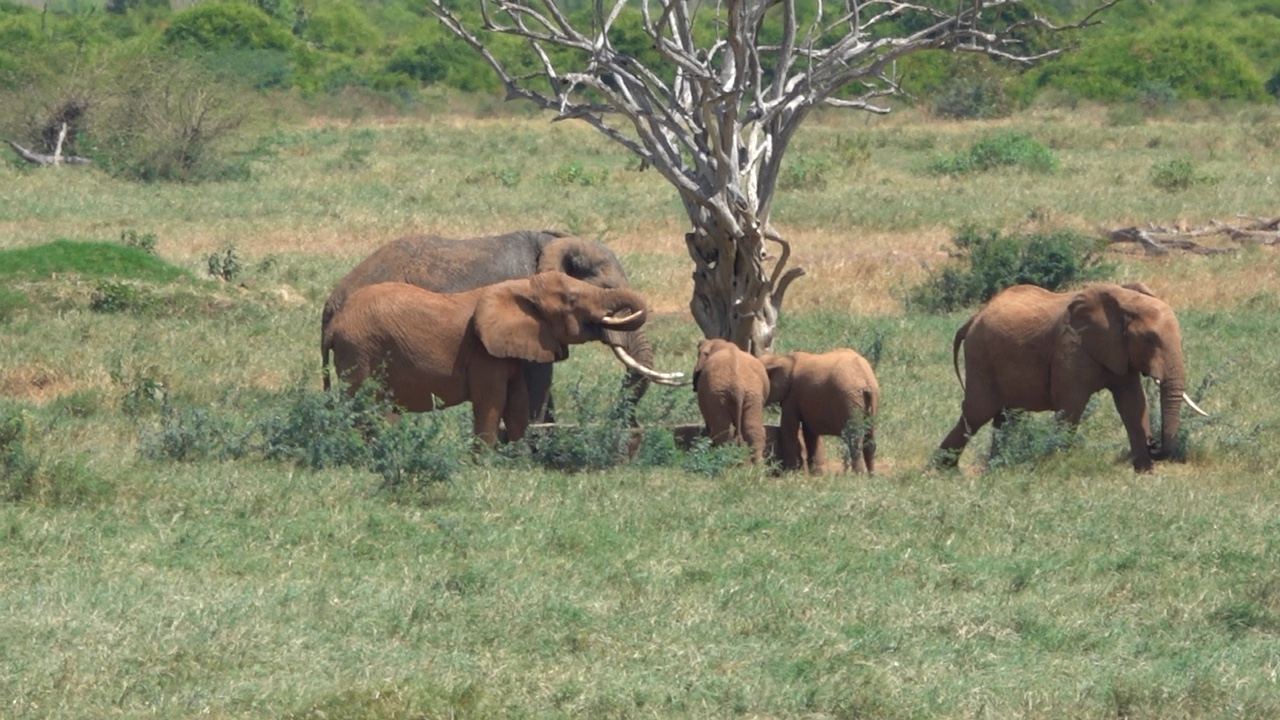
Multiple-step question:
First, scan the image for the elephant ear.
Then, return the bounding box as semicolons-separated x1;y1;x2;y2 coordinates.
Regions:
474;283;565;363
1068;286;1129;376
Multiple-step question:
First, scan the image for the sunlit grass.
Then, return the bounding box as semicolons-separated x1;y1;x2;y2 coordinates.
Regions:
2;102;1280;717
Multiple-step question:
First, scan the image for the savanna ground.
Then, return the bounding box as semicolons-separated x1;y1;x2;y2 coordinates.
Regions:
3;97;1280;718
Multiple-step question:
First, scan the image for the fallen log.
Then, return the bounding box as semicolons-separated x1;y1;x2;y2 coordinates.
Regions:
1105;214;1280;255
7;140;92;166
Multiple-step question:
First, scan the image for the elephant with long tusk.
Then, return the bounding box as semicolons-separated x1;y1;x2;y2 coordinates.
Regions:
322;272;682;446
935;282;1203;473
322;230;675;423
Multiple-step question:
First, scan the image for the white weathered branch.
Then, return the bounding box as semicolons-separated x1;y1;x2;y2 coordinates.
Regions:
7;139;91;166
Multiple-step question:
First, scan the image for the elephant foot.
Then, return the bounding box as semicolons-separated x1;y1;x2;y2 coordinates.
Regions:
930;447;963;470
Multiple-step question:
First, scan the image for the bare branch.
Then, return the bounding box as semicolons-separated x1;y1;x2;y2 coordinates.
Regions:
7;139;91;166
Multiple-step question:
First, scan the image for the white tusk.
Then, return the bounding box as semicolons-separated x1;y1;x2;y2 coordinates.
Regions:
600;309;644;326
1183;392;1209;417
611;345;690;386
1152;378;1210;417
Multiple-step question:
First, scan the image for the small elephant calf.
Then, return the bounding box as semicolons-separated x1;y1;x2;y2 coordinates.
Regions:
762;349;880;473
693;338;770;464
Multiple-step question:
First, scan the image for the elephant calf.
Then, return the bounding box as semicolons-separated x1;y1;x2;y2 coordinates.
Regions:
936;282;1206;472
762;349;880;473
322;271;676;447
692;339;770;464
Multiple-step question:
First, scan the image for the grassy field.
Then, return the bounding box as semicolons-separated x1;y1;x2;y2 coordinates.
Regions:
2;101;1280;718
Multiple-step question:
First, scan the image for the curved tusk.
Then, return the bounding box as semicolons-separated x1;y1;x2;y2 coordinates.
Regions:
1152;378;1210;417
600;309;644;326
1183;392;1209;417
611;345;690;386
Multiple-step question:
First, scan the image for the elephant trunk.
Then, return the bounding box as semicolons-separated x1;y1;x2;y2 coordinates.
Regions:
1151;360;1186;462
599;288;655;425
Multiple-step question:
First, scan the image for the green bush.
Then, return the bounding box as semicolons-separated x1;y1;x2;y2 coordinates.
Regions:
164;2;294;52
258;383;385;471
779;153;833;190
908;225;1111;313
140;403;251;462
986;410;1081;470
1150;158;1219;192
1033;26;1266;102
90;280;157;314
927;130;1059;176
299;3;382;56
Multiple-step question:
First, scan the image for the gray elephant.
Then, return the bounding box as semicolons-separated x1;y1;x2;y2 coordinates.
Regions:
936;282;1207;472
322;230;661;423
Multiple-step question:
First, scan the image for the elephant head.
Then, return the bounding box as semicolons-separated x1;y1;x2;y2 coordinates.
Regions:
1069;284;1187;460
760;353;797;406
536;235;659;399
472;272;662;373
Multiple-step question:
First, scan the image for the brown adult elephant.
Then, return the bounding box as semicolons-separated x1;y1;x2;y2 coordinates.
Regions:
762;349;880;473
692;339;770;464
936;282;1207;473
322;272;680;446
322;230;661;422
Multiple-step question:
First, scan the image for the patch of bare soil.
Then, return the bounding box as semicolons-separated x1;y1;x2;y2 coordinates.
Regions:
2;365;71;404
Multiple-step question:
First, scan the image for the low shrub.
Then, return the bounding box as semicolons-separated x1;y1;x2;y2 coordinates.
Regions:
986;409;1080;470
1150;158;1219;193
927;130;1059;176
140;403;252;462
908;225;1111;313
90;280;157;314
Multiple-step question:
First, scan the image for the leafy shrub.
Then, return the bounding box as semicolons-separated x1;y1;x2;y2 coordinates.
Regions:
550;161;605;187
1150;158;1219;193
678;437;749;477
163;2;294;52
140;403;251;462
370;413;464;491
1033;26;1266;102
119;229;157;255
526;389;636;473
258;384;383;470
81;53;261;182
206;245;243;282
90;280;156;314
908;225;1111;313
927;131;1058;176
986;410;1080;470
299;3;382;55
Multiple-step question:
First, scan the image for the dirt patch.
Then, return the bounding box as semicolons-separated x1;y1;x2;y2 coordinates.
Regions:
2;365;72;404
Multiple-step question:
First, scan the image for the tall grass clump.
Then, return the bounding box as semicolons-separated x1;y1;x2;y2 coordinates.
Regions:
1;401;112;506
908;225;1111;313
927;130;1059;175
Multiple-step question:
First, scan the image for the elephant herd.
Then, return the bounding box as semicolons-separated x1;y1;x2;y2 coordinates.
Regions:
321;230;1206;474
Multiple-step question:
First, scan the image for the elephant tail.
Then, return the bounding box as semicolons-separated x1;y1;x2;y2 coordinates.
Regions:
952;317;974;391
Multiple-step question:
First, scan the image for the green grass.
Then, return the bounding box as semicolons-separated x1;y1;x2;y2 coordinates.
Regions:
0;239;194;282
2;105;1280;717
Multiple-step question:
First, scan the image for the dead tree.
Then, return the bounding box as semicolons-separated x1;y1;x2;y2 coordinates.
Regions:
427;0;1119;353
8;123;91;166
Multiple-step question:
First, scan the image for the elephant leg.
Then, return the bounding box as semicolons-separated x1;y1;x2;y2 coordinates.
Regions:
778;411;803;471
803;425;823;474
740;397;768;465
470;375;508;448
1110;376;1154;472
863;426;876;474
522;361;555;423
502;372;531;442
936;397;997;468
988;410;1011;461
